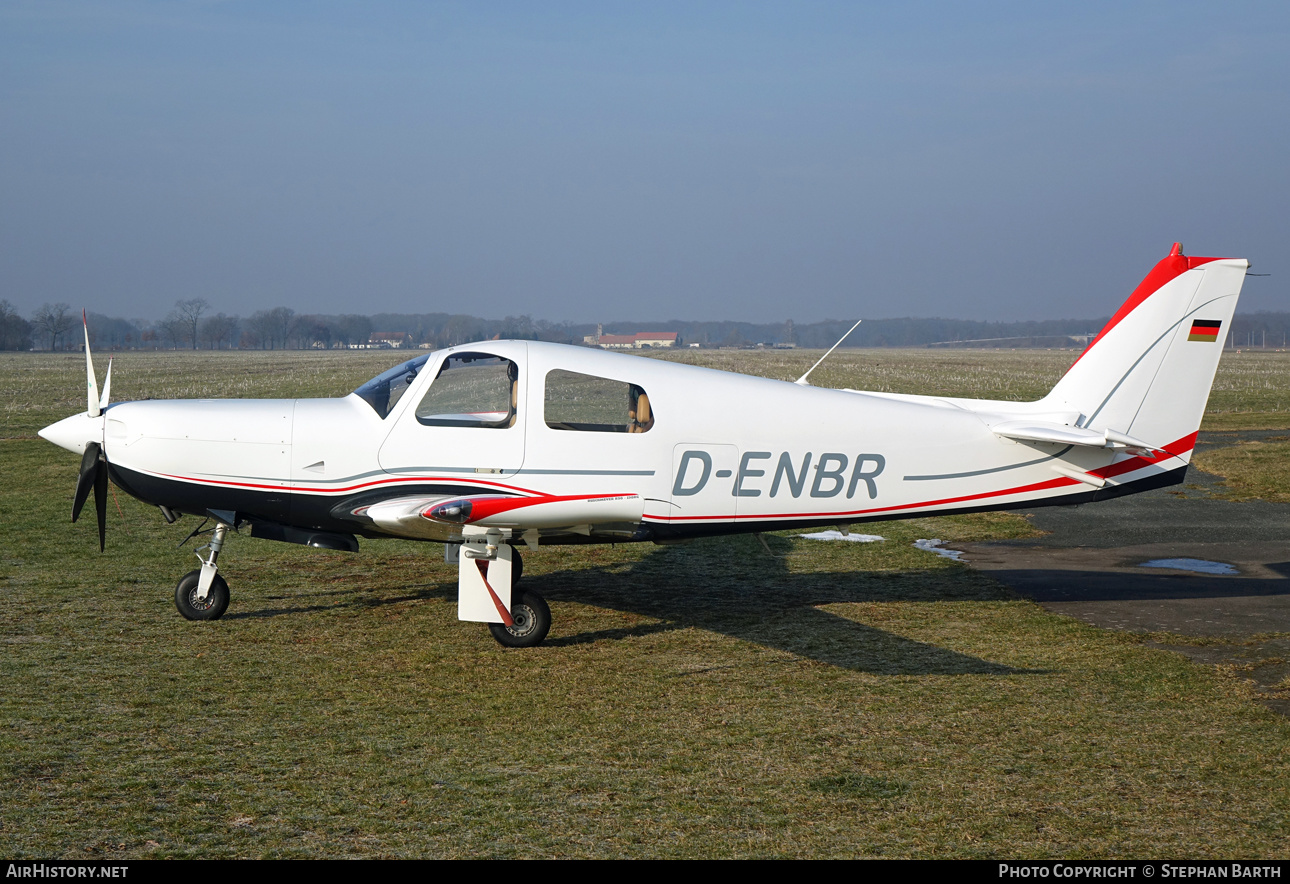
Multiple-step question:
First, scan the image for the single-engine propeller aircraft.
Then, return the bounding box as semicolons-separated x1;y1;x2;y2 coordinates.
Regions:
41;245;1247;647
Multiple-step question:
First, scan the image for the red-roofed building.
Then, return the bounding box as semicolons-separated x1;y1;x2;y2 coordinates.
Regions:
583;329;679;349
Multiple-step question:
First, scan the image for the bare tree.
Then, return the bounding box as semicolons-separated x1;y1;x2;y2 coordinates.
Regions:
162;317;188;349
334;314;372;348
173;298;209;349
86;313;141;349
248;306;294;349
32;302;74;350
501;314;535;339
289;314;334;349
0;300;33;350
200;313;239;350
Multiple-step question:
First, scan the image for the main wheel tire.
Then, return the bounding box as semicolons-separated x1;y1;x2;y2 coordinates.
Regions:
511;549;523;586
488;589;550;648
174;569;230;621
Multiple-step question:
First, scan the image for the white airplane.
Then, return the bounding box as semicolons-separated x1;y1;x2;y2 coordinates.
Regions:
40;245;1247;647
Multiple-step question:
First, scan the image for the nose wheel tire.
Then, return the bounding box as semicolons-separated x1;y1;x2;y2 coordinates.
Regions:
175;570;230;621
488;589;550;648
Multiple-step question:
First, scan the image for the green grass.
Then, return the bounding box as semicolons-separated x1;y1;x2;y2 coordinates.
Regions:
1193;440;1290;502
2;348;1289;858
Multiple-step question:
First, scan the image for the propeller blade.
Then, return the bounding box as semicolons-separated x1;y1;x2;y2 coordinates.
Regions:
83;310;100;418
94;456;108;552
72;441;101;523
99;358;112;412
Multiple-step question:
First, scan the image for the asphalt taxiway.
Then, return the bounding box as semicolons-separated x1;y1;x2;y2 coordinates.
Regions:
950;438;1290;716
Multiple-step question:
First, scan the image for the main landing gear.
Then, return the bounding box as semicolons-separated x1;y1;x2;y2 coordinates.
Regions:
455;539;551;649
486;550;551;648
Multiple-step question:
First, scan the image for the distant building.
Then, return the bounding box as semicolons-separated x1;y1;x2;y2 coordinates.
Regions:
584;327;679;350
357;332;410;349
597;334;639;349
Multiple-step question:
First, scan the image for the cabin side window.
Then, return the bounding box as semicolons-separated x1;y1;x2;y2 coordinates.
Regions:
416;353;518;428
544;369;654;433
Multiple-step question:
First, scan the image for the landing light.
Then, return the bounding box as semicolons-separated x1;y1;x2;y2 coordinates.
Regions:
427;500;473;523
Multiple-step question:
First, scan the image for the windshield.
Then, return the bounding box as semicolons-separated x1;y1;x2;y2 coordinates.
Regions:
353;353;432;418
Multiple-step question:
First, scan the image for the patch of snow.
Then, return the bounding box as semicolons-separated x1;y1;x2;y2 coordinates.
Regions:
1139;558;1238;575
798;531;884;543
914;539;965;561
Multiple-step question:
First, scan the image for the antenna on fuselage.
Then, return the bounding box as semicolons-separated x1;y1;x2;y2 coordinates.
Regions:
794;319;862;386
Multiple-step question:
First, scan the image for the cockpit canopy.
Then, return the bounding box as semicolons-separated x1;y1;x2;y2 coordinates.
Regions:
353;351;519;428
353;346;654;433
353;354;430;419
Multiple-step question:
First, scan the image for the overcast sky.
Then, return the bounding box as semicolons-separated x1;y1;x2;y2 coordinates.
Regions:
1;1;1286;323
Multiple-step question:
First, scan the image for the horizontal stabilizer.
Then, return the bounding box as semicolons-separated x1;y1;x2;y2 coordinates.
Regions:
992;421;1160;455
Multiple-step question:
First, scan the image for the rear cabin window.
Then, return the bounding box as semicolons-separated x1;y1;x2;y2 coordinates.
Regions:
416;353;518;428
544;370;654;433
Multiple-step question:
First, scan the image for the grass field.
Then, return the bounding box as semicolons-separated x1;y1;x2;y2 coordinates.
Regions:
2;348;1288;858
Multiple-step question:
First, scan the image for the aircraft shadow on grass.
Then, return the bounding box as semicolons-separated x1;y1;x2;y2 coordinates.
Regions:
230;533;1046;676
531;535;1044;675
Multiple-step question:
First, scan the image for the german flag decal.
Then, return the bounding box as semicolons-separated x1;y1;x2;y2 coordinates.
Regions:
1187;319;1222;343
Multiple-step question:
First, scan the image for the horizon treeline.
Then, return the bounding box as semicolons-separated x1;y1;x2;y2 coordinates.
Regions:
3;298;1289;352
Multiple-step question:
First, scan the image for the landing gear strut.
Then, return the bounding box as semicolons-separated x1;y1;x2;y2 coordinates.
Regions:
175;521;232;621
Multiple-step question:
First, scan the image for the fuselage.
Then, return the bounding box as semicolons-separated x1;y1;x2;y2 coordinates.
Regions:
44;340;1188;547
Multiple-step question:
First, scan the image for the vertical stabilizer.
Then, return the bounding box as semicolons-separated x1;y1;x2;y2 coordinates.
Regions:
1042;245;1247;456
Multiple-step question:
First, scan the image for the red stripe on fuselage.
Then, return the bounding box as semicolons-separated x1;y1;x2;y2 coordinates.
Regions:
645;476;1080;523
1088;431;1197;480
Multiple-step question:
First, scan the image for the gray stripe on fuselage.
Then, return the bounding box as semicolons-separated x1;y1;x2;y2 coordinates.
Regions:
289;466;655;485
517;469;655;476
285;468;392;485
904;446;1074;481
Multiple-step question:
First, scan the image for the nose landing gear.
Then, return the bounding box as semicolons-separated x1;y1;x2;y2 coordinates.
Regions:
175;521;232;621
175;570;230;620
